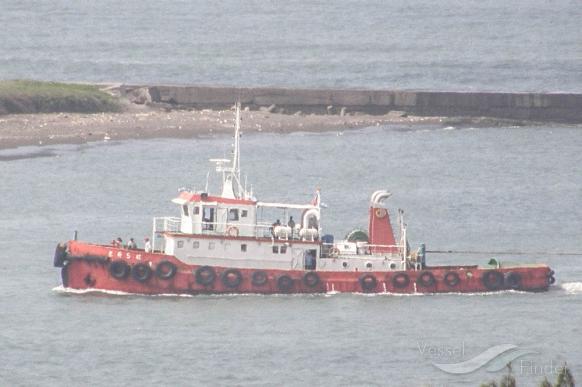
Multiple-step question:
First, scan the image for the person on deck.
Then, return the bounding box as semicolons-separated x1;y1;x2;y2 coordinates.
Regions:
144;237;152;253
271;219;281;238
288;216;296;238
127;238;137;249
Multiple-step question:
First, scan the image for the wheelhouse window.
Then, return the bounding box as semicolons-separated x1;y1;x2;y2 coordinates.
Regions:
272;246;279;254
228;209;239;221
194;206;200;215
182;205;189;216
177;241;184;248
202;207;215;230
241;244;247;252
241;210;248;218
280;245;287;254
193;241;200;249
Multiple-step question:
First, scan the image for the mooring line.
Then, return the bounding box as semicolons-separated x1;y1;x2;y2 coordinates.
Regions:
427;250;582;256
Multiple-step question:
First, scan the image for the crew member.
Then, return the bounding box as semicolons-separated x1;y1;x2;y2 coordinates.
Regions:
144;237;152;253
127;238;137;249
288;216;295;238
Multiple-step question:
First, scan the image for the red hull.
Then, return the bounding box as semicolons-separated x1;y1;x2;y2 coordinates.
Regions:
56;241;553;295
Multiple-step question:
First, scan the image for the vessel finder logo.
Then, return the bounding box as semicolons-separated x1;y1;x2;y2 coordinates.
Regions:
419;343;537;375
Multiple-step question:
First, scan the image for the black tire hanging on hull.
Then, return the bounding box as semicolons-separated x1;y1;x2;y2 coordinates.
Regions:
392;273;410;289
251;271;268;287
505;272;522;290
195;266;216;286
444;272;461;287
221;269;243;289
482;270;504;290
303;272;320;288
110;260;131;280
61;266;69;288
54;243;68;267
277;275;294;292
417;271;436;287
156;261;177;280
359;274;377;292
132;263;153;283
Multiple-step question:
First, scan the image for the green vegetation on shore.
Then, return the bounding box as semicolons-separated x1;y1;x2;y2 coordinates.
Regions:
0;80;122;114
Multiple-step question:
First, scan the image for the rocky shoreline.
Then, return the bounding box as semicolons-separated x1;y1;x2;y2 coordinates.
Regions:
1;104;552;152
2;81;575;151
0;104;452;150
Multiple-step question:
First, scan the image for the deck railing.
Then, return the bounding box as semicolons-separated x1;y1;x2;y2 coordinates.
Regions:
151;217;318;241
150;217;406;258
320;242;404;258
151;217;181;251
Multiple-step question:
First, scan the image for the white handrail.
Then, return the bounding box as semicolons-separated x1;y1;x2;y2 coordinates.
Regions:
151;217;316;241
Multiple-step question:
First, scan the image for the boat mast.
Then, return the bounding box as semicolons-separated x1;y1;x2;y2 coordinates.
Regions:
211;101;248;199
233;100;241;186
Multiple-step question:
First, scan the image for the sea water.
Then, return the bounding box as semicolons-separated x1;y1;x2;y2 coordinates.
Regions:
0;126;581;386
1;0;581;92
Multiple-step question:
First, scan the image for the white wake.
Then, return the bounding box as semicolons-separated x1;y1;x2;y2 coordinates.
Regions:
560;282;582;294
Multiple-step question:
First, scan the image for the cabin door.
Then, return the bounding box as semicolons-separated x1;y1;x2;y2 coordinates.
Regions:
304;249;317;270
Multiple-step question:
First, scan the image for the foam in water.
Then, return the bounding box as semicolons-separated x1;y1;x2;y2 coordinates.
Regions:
560;282;582;294
53;285;534;299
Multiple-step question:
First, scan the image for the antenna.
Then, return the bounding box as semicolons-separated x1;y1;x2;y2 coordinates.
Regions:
232;100;241;184
244;175;248;199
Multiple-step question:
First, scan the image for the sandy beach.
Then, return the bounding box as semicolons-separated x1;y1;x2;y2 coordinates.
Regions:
0;105;453;150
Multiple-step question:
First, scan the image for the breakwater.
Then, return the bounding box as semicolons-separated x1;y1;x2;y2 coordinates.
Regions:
120;85;582;124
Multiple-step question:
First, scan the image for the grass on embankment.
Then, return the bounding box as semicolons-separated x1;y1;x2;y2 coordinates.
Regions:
0;80;122;114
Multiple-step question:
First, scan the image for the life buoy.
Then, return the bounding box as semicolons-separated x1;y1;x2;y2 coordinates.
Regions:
132;263;152;282
251;271;268;286
392;272;410;289
417;271;436;287
303;272;320;288
375;208;387;218
482;270;504;290
195;266;216;286
359;274;377;292
277;275;294;292
226;226;239;237
109;260;130;280
444;272;461;287
329;247;340;257
505;272;521;290
221;268;243;288
156;260;177;280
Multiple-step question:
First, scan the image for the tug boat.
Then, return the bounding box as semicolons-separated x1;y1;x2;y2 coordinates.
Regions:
54;103;555;295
